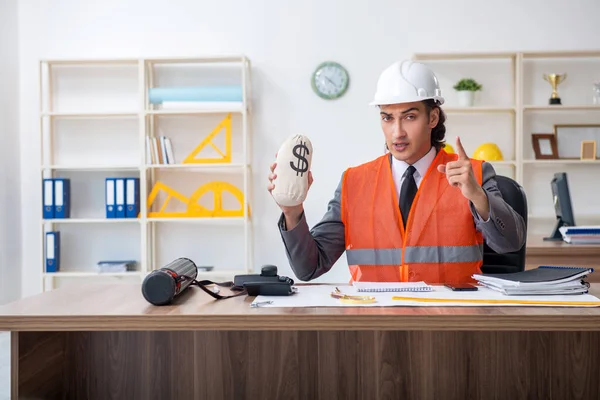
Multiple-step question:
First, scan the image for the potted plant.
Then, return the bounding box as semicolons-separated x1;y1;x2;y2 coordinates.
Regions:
453;78;482;107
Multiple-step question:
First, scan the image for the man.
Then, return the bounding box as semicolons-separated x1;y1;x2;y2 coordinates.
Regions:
268;60;526;284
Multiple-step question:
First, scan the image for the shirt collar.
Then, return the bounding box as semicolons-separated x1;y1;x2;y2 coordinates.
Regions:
390;146;437;180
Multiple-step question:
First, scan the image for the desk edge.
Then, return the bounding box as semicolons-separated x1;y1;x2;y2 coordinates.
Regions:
1;314;600;331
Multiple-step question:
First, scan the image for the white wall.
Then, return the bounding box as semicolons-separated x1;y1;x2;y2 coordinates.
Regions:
16;0;600;296
0;0;22;304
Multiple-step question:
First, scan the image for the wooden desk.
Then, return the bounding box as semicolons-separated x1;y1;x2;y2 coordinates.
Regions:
526;234;600;281
1;284;600;399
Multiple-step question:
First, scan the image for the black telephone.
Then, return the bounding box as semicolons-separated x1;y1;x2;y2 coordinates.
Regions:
234;265;296;296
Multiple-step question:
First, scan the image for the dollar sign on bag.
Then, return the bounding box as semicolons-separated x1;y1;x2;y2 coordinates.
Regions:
290;141;309;177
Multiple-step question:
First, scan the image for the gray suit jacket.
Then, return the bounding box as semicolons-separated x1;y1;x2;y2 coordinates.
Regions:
278;159;527;281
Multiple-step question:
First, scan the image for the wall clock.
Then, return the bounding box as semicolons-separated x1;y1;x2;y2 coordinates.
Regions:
311;61;349;100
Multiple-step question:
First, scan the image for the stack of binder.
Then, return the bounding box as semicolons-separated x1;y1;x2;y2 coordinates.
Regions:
105;177;139;218
472;266;593;296
42;178;70;219
559;226;600;244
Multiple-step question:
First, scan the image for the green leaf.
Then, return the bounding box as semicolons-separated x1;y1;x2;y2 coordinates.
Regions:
453;78;482;91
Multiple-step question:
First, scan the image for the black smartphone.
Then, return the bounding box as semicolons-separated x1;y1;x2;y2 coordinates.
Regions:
444;283;478;291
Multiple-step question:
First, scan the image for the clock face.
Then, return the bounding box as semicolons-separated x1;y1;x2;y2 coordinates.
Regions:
311;61;349;100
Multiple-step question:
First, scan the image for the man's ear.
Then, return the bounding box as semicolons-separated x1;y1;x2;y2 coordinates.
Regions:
429;107;440;127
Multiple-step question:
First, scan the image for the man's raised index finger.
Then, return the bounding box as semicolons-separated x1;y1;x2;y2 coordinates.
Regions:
456;136;469;160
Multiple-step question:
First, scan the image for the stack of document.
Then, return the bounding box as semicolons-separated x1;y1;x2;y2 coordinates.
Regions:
560;226;600;244
472;266;593;295
96;260;137;273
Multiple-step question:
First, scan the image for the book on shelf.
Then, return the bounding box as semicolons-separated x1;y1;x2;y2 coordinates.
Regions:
146;135;175;164
472;266;594;296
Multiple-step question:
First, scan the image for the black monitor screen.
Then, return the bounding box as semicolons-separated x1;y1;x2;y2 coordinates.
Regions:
545;172;576;241
550;172;575;226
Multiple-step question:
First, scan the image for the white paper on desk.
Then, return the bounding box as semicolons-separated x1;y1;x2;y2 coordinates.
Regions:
563;237;600;244
251;285;600;308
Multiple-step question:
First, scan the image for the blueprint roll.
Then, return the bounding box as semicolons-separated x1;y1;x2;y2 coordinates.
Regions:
148;85;243;104
272;134;313;207
141;258;198;306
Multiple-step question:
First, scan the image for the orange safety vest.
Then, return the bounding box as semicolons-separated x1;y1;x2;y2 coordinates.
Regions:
341;149;484;284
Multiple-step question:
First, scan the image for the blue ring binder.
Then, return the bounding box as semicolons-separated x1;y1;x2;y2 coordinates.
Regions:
539;266;595;272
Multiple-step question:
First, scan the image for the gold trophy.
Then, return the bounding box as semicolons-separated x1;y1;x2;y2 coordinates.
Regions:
543;73;567;105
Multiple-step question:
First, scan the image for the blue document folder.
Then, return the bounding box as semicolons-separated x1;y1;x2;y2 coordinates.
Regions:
43;178;54;219
45;231;60;273
125;178;140;218
53;178;70;218
115;178;125;218
105;178;116;218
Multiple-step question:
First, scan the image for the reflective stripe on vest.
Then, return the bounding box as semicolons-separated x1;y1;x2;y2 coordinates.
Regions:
346;248;402;265
346;245;482;265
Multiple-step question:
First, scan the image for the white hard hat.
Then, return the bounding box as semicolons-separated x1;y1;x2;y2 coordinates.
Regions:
370;60;444;106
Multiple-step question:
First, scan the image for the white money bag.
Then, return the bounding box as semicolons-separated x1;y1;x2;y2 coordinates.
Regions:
272;134;313;207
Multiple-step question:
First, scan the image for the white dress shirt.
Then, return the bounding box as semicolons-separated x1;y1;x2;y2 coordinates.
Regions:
391;146;437;201
390;145;490;222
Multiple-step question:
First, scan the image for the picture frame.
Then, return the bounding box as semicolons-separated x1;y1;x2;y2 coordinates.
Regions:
581;140;597;160
532;133;558;159
554;124;600;159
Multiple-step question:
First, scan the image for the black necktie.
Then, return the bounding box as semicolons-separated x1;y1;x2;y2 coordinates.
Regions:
400;166;417;226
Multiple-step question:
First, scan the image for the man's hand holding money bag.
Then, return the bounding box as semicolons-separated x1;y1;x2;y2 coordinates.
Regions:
268;135;313;230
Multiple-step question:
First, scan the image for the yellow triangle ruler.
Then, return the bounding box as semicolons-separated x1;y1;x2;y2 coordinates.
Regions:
183;113;232;164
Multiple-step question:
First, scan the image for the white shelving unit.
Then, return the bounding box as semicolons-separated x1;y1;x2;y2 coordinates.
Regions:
413;50;600;235
39;56;253;291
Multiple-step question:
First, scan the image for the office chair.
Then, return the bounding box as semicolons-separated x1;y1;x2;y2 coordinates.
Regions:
480;175;528;274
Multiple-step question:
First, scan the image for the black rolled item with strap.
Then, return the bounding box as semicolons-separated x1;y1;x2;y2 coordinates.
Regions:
141;258;296;306
141;257;245;306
